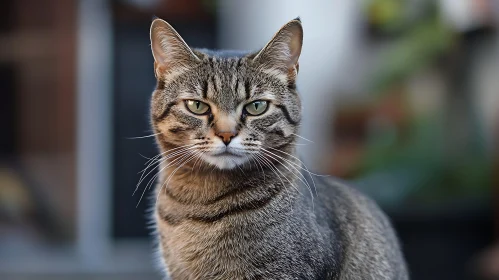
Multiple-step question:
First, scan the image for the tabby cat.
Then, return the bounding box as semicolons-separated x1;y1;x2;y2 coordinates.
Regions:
148;17;408;279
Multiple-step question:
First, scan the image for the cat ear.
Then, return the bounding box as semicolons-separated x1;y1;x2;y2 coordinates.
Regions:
150;18;200;79
253;18;303;75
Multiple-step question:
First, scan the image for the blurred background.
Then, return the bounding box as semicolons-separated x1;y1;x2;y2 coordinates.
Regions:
0;0;498;279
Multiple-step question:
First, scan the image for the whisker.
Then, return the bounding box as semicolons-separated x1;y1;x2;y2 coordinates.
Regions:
261;149;313;193
136;151;196;207
138;153;152;160
146;149;199;190
254;154;281;186
236;160;246;175
134;145;199;197
191;150;205;172
262;151;310;186
254;154;295;211
126;132;160;139
138;156;165;175
258;154;302;196
143;143;196;166
261;149;315;210
266;146;325;198
134;146;198;196
155;151;200;207
141;145;197;174
249;155;266;184
290;133;314;143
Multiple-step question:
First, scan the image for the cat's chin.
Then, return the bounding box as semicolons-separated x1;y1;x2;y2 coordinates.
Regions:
201;154;248;170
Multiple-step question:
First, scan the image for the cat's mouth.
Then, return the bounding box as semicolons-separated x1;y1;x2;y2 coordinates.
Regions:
213;151;242;157
202;147;249;169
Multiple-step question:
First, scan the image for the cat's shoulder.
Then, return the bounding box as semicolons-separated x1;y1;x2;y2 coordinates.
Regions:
314;176;391;225
316;176;372;204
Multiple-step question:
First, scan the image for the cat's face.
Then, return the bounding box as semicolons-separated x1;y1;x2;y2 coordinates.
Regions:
149;18;303;170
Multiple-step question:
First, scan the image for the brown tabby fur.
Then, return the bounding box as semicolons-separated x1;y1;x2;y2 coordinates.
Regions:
148;18;408;280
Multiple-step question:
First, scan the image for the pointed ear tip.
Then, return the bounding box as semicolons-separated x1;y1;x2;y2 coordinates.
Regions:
290;17;302;28
151;18;173;31
150;18;161;32
151;17;162;24
287;18;303;33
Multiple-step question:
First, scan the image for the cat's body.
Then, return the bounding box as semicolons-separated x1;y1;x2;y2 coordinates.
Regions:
155;166;406;279
148;18;408;279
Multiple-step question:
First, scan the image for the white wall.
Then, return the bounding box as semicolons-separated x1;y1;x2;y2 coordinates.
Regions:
76;0;113;266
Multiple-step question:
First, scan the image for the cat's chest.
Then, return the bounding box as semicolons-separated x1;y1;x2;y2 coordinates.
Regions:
158;212;308;278
161;219;272;278
162;215;268;258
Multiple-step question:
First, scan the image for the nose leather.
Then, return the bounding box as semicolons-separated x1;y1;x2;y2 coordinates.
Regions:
216;131;237;145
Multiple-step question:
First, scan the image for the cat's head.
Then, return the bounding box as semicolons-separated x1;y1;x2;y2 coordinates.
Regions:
149;18;303;170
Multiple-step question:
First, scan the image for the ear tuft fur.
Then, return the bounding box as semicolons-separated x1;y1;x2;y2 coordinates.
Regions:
150;18;200;79
253;19;303;75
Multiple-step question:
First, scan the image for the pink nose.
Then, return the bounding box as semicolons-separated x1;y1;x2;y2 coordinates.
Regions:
215;131;237;145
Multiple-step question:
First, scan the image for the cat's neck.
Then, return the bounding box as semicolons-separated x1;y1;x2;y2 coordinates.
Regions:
160;156;298;200
154;153;302;225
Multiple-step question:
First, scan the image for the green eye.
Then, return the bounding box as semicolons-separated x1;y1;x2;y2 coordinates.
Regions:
244;100;268;116
185;100;210;115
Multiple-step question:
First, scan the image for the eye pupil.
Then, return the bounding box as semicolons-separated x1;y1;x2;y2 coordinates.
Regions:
244;100;268;116
186;100;209;115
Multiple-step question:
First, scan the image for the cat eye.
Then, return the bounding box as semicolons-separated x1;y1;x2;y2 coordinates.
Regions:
244;100;268;116
185;100;210;115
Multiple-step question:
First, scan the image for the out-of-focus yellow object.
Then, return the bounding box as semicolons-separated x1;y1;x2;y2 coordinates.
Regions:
0;167;33;222
367;0;404;27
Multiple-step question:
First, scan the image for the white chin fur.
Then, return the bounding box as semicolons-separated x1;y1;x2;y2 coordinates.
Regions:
202;154;248;170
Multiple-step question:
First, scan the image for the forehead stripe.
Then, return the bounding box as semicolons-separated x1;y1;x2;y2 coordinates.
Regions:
244;80;251;100
202;79;208;99
234;77;240;97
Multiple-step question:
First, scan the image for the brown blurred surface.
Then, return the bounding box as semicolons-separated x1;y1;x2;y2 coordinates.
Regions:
0;0;77;238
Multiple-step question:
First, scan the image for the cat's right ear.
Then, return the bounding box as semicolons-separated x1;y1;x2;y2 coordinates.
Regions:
150;18;200;80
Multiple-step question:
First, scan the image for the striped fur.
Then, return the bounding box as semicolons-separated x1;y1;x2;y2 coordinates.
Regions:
148;18;408;279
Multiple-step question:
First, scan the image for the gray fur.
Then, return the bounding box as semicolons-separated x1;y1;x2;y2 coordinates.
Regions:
148;18;409;279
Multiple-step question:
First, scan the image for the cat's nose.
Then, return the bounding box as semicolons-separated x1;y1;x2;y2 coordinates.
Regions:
215;131;237;145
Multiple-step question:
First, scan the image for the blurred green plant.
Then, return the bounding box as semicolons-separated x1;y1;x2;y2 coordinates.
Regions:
365;0;455;94
356;0;492;207
371;19;454;94
358;111;492;206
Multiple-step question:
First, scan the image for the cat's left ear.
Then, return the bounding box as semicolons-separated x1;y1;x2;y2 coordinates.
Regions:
150;18;200;80
253;18;303;75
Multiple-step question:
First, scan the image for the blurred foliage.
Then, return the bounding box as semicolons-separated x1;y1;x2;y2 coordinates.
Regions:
371;19;454;94
367;0;406;31
367;0;438;34
356;0;492;206
358;110;491;206
366;0;455;94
